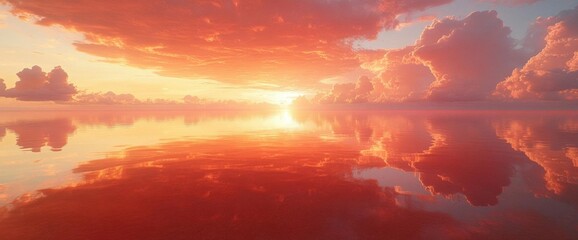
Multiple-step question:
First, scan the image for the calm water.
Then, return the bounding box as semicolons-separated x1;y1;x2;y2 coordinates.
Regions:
0;110;577;239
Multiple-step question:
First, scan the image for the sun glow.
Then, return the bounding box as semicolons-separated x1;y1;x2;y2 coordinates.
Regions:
268;91;303;106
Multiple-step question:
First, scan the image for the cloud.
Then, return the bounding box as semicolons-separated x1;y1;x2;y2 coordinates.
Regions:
73;91;141;105
305;10;525;104
318;76;374;103
60;91;279;111
495;6;578;100
415;11;525;101
1;66;78;101
69;91;279;109
317;47;435;104
369;47;435;102
315;46;435;104
478;0;541;5
3;0;452;87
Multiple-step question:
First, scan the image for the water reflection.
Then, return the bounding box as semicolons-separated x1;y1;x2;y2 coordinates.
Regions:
493;115;578;208
0;134;463;240
0;110;285;152
355;114;528;206
0;126;5;141
0;118;76;152
0;110;577;239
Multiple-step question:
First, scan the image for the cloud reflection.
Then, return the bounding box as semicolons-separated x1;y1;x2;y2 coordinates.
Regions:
296;111;576;206
0;134;461;240
1;118;76;152
0;110;284;152
2;111;578;239
0;126;5;141
412;115;528;206
493;114;578;206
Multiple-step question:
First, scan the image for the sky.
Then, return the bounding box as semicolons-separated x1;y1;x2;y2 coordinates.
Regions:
0;0;576;107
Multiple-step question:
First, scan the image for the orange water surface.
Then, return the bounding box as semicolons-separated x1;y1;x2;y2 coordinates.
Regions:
0;110;577;239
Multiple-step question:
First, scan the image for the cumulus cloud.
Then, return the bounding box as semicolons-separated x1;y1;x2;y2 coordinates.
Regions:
495;6;578;100
369;47;435;102
315;46;435;104
415;11;525;101
318;76;374;103
306;10;524;104
1;66;78;101
478;0;541;5
2;0;451;87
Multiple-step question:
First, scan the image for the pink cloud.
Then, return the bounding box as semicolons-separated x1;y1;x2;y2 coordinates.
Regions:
2;0;452;87
1;66;78;101
318;76;374;103
73;91;141;105
306;10;525;104
69;91;279;109
568;52;578;71
495;6;578;100
370;47;435;102
415;11;525;101
478;0;541;5
315;46;435;104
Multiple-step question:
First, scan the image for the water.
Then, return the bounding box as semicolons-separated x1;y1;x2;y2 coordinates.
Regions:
0;110;577;239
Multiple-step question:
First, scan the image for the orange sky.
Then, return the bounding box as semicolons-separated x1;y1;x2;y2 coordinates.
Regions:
0;0;576;107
